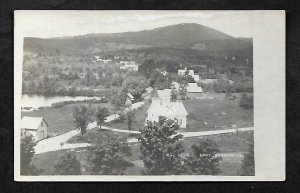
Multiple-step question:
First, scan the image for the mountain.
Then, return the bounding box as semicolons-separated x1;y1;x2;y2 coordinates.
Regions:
24;23;239;55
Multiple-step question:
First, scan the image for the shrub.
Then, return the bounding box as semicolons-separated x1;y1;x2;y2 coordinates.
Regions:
239;93;254;109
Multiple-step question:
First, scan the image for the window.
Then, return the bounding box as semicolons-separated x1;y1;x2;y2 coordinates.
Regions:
40;131;44;138
41;121;43;127
178;119;182;124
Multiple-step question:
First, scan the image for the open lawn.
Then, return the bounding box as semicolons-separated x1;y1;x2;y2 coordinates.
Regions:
22;102;114;136
108;102;151;131
182;95;253;132
67;129;140;144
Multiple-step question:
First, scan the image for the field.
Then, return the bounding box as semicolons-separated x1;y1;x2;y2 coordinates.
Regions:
22;102;114;136
33;130;253;176
108;102;151;131
182;94;253;132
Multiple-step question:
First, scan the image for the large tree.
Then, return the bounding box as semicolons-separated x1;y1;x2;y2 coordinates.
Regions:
184;138;222;175
73;105;94;135
54;152;81;175
88;134;131;175
120;76;148;101
240;143;255;176
139;116;185;175
20;135;40;175
96;107;109;129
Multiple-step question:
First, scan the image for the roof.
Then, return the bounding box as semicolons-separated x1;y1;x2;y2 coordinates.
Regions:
21;116;47;130
127;93;134;100
187;83;203;93
147;101;188;116
157;89;171;99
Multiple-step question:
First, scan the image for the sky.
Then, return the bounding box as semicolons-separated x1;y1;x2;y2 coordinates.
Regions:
15;11;253;38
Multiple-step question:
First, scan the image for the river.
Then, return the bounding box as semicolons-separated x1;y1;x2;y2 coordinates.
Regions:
21;94;102;108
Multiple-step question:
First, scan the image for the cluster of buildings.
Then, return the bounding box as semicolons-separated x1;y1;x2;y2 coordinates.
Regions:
171;81;203;100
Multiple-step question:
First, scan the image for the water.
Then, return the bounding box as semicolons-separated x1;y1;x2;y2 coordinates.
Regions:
21;94;101;108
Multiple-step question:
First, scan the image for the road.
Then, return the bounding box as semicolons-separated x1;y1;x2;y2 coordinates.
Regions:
34;114;119;154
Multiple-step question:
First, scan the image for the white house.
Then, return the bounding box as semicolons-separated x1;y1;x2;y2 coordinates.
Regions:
94;56;112;63
186;83;203;99
146;89;188;128
120;61;139;71
145;100;188;128
21;116;48;141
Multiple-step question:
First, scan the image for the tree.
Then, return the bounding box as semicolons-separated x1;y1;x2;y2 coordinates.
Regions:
96;107;109;129
88;134;131;175
138;59;157;79
240;143;255;176
54;152;81;175
184;138;222;175
73;105;94;135
20;135;40;175
239;93;254;109
139;117;185;175
120;76;148;101
126;110;135;134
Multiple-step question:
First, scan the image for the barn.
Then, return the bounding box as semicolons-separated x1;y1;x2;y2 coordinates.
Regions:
21;116;48;141
187;83;203;99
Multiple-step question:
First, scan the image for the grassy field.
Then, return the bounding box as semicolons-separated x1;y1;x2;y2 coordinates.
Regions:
182;96;253;132
33;130;253;176
108;102;151;131
67;129;140;144
22;102;114;136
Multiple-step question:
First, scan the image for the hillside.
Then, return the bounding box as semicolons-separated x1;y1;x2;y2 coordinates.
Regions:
24;23;238;55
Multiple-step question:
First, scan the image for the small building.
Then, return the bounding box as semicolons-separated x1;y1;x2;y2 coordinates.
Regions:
145;100;188;128
120;61;139;71
21;116;48;141
125;93;135;107
186;83;203;99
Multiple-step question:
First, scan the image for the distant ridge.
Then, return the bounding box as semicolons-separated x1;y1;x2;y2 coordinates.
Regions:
24;23;247;55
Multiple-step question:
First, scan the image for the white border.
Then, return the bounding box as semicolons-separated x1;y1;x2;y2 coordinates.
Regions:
14;10;285;181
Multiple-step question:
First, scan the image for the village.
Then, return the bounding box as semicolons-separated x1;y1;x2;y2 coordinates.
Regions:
20;53;254;176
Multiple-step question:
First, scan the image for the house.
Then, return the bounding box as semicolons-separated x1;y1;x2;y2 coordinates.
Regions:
120;61;139;71
186;83;203;99
146;89;188;128
125;93;135;107
145;100;188;128
94;56;112;63
21;116;48;141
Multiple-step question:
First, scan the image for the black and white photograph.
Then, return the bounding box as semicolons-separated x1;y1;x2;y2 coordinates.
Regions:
14;10;285;181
